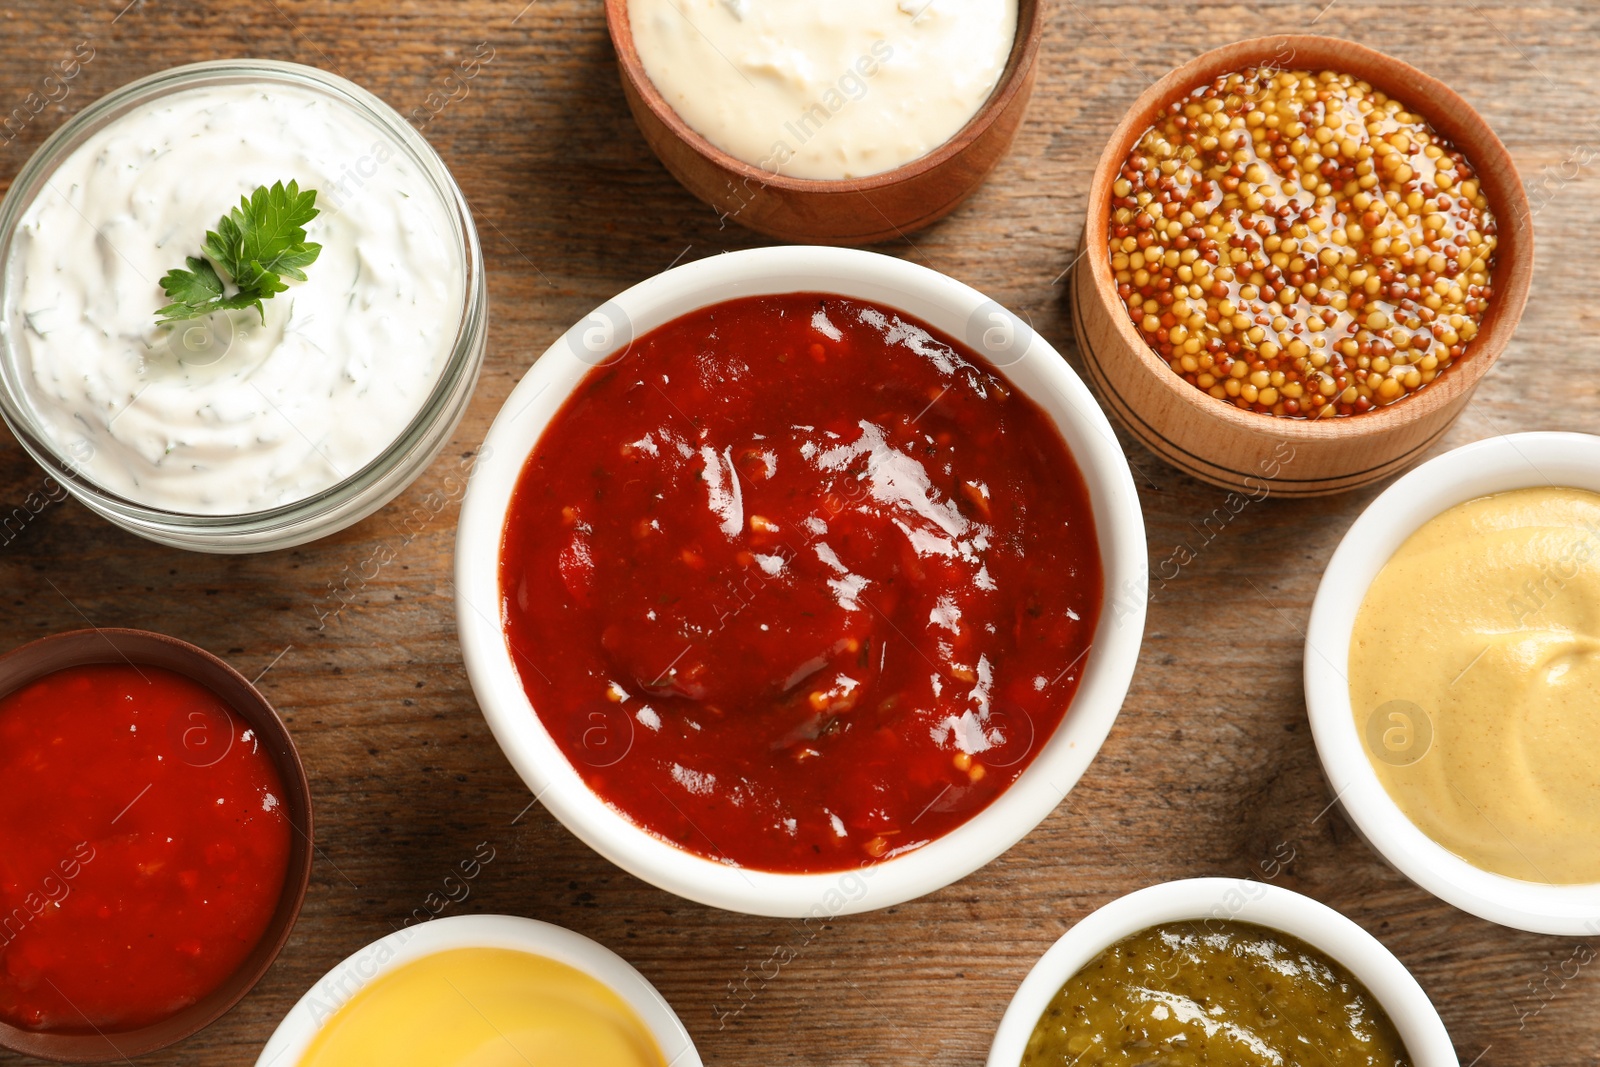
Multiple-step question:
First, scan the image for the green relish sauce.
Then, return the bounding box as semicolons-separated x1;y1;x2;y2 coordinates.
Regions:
1023;920;1409;1067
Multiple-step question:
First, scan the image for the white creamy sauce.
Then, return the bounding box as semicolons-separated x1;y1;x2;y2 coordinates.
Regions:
627;0;1017;180
3;83;464;514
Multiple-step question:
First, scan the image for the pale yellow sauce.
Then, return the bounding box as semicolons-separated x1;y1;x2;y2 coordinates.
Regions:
1349;487;1600;883
298;947;668;1067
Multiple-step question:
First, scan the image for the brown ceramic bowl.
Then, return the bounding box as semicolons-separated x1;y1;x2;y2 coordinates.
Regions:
0;629;313;1064
605;0;1042;244
1072;35;1533;497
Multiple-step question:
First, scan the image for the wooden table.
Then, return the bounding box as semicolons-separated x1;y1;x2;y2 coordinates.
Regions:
1;1;1595;1063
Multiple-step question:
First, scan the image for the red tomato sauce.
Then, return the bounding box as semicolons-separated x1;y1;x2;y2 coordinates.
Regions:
501;294;1102;873
0;664;290;1032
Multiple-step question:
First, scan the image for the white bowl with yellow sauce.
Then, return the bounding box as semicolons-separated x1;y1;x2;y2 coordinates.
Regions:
254;914;700;1067
1306;431;1600;935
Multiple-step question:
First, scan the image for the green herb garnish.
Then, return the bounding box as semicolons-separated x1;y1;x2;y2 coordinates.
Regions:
156;180;322;325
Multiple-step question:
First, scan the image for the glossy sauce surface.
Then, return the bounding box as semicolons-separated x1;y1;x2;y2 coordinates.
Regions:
1023;920;1410;1066
1110;67;1495;418
0;664;290;1032
501;293;1101;872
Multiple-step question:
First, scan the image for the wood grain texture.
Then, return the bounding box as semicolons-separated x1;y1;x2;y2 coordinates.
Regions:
1073;34;1535;497
0;1;1596;1064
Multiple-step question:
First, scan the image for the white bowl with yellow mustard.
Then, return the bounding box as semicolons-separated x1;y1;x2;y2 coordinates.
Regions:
254;914;700;1067
1306;431;1600;935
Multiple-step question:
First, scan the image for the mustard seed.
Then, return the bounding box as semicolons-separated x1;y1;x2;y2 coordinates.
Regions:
1109;67;1496;418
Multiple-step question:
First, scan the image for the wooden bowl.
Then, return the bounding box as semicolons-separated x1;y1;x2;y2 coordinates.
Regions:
605;0;1042;245
1072;35;1533;498
0;629;313;1064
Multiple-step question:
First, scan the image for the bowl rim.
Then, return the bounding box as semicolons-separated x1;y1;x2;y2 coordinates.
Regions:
1079;33;1533;450
1305;431;1600;935
0;627;313;1063
454;244;1149;917
0;58;487;549
252;913;702;1067
985;877;1458;1067
602;0;1043;191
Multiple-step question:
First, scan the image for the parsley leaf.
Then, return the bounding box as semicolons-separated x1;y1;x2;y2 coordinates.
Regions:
157;256;224;309
156;180;322;326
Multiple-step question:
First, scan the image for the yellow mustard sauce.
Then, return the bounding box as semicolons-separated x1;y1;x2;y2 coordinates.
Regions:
298;947;668;1067
1350;487;1600;882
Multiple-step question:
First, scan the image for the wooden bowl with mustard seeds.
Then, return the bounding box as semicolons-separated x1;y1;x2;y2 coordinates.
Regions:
604;0;1042;245
1072;35;1532;497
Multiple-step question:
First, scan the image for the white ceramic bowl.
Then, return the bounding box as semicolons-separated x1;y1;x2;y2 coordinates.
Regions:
987;878;1457;1067
254;914;701;1067
455;246;1148;917
1306;431;1600;935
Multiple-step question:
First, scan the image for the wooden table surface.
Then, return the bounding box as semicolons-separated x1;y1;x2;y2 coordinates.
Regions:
1;1;1596;1064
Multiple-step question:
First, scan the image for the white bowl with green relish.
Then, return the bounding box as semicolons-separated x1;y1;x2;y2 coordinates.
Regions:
987;878;1456;1067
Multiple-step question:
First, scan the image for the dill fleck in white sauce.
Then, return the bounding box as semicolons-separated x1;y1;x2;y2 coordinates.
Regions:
2;82;464;514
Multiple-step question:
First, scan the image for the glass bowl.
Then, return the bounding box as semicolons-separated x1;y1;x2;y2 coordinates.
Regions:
0;59;487;553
